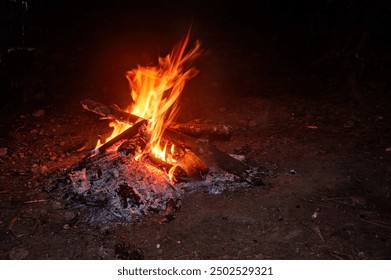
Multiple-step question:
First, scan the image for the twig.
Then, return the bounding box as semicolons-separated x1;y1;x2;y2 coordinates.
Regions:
22;199;48;204
313;225;325;242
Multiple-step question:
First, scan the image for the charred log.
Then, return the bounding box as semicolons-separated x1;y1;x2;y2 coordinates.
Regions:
175;149;209;180
67;119;147;172
206;144;262;186
146;155;188;182
169;121;232;137
81;99;203;150
81;99;232;137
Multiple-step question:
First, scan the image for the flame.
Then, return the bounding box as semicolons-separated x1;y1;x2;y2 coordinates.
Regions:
95;32;202;178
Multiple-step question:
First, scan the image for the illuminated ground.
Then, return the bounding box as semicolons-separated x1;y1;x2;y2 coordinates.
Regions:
1;0;390;259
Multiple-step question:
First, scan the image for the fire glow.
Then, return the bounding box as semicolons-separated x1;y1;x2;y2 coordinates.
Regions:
95;32;202;179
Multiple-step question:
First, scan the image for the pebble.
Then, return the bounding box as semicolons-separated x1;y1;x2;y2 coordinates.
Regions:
64;210;77;221
0;147;7;157
31;164;49;174
248;119;257;127
32;109;45;118
52;200;65;209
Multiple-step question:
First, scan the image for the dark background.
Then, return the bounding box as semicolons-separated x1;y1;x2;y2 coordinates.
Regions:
1;0;390;115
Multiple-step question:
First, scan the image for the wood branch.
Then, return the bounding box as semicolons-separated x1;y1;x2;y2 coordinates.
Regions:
81;99;201;150
169;121;232;136
162;128;201;151
81;99;139;123
146;155;189;182
175;149;209;180
67;119;147;172
81;99;232;137
91;119;147;156
208;144;248;179
206;144;264;186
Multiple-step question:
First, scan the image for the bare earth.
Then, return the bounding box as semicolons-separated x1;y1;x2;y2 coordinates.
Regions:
0;1;390;260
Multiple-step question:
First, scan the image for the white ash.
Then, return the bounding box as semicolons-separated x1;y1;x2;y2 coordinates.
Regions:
66;156;181;225
65;154;261;225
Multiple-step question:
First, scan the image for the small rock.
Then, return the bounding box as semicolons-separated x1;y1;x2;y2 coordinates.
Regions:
63;210;77;221
385;147;391;152
30;129;38;134
31;164;49;174
248;119;257;127
59;141;65;147
0;147;7;157
32;109;45;118
289;169;298;175
52;200;64;209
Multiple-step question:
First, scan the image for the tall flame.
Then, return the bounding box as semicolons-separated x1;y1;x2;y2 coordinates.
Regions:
96;32;202;167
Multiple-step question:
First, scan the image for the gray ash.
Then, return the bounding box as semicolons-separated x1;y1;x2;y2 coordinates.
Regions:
59;153;262;226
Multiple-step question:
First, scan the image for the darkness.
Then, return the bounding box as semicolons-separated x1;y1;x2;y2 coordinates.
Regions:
1;0;390;115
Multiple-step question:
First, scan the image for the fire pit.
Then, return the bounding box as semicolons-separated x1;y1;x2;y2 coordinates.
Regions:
48;32;264;225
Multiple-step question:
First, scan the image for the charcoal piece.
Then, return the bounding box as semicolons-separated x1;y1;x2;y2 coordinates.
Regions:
208;144;248;178
116;183;141;208
117;136;147;157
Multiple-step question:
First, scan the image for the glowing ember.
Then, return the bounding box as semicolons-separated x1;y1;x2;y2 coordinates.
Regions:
95;31;202;178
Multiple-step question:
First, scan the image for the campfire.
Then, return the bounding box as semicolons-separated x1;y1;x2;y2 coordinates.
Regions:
55;32;263;224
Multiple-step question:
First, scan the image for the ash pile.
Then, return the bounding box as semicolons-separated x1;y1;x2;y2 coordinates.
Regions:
47;99;265;225
56;148;264;226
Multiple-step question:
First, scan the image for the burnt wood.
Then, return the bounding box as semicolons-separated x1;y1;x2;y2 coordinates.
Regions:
81;99;232;137
67;119;147;172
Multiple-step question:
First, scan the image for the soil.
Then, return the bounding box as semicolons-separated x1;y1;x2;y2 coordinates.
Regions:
1;1;390;260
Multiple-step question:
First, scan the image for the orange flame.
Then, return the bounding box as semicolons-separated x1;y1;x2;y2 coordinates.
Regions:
96;32;202;176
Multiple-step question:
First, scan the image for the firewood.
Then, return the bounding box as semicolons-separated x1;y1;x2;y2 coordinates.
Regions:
146;155;188;182
175;149;209;180
169;121;232;136
208;144;248;179
90;119;147;156
81;99;232;137
68;119;147;172
81;99;202;150
162;128;201;151
207;144;264;186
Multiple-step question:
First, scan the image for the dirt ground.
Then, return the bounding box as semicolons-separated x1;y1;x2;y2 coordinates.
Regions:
1;1;391;260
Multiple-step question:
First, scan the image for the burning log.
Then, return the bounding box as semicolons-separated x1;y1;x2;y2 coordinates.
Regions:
81;99;232;137
87;119;147;157
175;149;209;180
81;99;139;123
67;119;147;172
81;99;206;151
